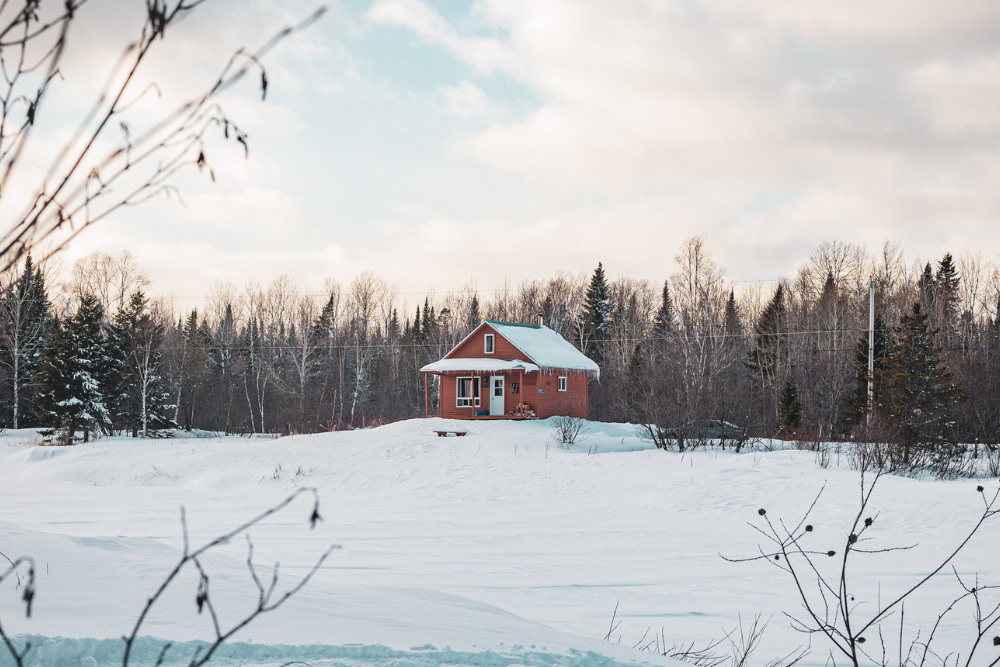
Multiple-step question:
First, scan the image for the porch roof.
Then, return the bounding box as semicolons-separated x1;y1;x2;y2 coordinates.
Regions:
420;358;540;374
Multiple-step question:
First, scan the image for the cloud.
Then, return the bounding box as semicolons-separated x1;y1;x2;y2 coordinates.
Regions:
366;0;513;73
441;81;494;119
363;0;1000;271
40;0;1000;300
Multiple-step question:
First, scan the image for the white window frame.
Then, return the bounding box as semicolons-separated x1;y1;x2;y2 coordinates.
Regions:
558;376;567;392
484;333;495;354
456;377;474;407
473;377;482;408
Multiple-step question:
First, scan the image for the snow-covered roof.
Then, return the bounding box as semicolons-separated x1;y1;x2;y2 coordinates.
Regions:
420;358;540;374
463;321;599;376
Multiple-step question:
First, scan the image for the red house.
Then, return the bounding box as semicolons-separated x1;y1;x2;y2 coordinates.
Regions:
420;320;600;420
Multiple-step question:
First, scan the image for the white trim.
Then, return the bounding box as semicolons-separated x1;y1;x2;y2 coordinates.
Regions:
558;376;567;392
489;376;505;416
484;333;495;354
456;376;473;407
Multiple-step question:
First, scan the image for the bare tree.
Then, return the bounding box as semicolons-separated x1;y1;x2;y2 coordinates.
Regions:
0;254;49;427
0;0;325;271
345;271;390;426
69;250;149;317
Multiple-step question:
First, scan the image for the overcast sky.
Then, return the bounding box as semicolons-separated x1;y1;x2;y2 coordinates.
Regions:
36;0;1000;301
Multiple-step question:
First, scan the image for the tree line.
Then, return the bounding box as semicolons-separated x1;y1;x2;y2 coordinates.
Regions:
0;241;997;452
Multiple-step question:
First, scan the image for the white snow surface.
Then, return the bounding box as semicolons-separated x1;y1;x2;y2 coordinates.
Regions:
420;359;541;373
478;323;599;375
0;420;997;667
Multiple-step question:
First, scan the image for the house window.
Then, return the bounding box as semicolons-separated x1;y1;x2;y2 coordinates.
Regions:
473;377;482;407
484;334;494;354
457;377;474;407
558;376;567;392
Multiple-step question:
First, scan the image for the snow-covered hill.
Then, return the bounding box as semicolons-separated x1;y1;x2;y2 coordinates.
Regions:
0;419;996;666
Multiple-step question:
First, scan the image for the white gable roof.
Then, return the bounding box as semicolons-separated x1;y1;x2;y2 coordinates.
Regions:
477;321;600;376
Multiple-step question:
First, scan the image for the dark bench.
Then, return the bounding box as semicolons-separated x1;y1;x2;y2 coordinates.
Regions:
434;430;468;437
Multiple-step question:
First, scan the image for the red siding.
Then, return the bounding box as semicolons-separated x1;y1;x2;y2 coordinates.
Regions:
432;369;589;420
437;370;527;419
447;324;526;361
528;369;589;419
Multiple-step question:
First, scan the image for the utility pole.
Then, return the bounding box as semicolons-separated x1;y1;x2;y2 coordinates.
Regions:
867;277;875;422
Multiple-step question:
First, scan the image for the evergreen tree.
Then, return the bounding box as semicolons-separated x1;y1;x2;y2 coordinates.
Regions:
389;308;400;343
934;252;961;336
723;290;741;336
412;305;422;344
421;298;436;341
583;262;611;358
842;313;888;430
110;292;176;437
468;295;480;329
816;272;837;314
777;377;802;435
880;303;965;459
175;308;207;430
35;294;111;443
917;262;935;307
935;253;960;321
747;284;786;382
652;280;674;337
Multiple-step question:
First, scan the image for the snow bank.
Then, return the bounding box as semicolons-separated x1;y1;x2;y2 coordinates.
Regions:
1;419;997;667
2;635;663;667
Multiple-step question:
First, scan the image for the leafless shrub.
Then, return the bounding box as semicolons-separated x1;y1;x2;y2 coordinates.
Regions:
985;446;1000;478
552;415;586;448
610;605;808;667
0;487;337;667
815;442;838;469
635;422;676;450
724;470;1000;667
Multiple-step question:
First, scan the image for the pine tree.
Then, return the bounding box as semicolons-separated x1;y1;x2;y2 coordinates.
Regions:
388;308;400;343
583;262;611;358
421;298;436;340
880;302;965;460
35;294;111;443
747;284;786;382
652;280;674;337
412;305;422;344
777;377;802;435
935;254;960;339
817;272;837;313
110;292;176;437
723;290;741;336
935;253;960;316
918;262;935;307
468;295;480;329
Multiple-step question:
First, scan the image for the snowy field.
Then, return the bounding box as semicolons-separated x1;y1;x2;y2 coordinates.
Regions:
0;419;997;667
